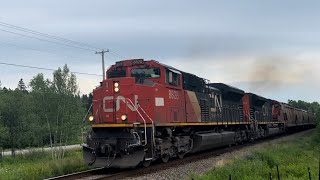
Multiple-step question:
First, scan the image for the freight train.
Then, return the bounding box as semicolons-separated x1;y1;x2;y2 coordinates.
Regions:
82;59;316;168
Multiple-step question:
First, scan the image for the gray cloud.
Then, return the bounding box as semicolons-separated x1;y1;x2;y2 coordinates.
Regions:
0;0;320;102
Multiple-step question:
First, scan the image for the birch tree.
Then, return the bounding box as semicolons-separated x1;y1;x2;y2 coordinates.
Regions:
29;65;84;159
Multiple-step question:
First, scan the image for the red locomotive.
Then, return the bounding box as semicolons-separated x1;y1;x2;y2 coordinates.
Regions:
83;59;316;168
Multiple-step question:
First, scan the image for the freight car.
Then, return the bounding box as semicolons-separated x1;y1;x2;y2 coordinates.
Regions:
82;59;316;168
272;101;316;129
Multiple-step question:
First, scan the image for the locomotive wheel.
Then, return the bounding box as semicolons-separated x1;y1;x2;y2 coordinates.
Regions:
142;160;151;167
177;152;185;159
161;154;170;163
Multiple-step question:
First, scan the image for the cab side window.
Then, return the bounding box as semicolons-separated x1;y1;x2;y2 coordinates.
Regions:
166;68;180;86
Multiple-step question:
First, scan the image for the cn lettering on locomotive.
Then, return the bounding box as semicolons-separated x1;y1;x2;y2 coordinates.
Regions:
103;95;138;112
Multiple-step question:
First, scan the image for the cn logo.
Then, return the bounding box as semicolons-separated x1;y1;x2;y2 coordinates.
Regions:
103;95;138;112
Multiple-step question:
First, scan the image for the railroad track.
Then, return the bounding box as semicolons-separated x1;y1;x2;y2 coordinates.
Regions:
45;166;145;180
46;129;313;180
44;167;104;180
44;167;124;180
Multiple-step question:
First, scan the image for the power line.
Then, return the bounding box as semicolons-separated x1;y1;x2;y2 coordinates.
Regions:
0;21;128;58
0;41;99;62
0;21;99;51
0;28;94;52
109;50;126;59
0;61;102;77
0;27;128;60
0;21;128;62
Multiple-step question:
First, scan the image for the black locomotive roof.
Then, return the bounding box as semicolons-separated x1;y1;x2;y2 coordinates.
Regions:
209;83;244;101
159;62;181;72
207;85;220;92
181;71;207;93
246;93;268;107
209;83;244;95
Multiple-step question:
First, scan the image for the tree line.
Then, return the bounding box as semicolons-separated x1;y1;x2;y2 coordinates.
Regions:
0;65;92;159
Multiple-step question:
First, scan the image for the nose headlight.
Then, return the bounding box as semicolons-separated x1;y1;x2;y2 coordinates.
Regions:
114;82;120;92
88;115;94;122
121;114;127;121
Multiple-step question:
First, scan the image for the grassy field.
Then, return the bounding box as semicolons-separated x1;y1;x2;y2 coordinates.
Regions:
0;149;91;180
192;129;320;180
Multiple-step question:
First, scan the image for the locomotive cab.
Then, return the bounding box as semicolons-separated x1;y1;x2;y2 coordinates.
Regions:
90;59;166;124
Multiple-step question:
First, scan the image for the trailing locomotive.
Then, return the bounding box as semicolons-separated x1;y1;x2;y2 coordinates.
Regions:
82;59;316;168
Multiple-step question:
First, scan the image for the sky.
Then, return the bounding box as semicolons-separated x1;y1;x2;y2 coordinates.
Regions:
0;0;319;102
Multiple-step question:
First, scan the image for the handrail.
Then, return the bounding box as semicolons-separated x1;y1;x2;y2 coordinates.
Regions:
82;103;93;122
137;103;155;161
124;98;148;146
137;103;155;146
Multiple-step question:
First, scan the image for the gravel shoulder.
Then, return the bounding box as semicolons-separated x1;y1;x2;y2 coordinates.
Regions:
124;129;315;180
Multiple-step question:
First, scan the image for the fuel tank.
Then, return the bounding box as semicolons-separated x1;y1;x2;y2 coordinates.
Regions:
190;131;235;153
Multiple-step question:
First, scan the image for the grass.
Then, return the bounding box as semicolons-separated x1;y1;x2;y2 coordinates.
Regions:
191;129;320;180
0;149;91;180
1;130;318;180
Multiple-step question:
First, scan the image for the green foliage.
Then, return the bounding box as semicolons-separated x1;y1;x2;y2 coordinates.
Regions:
0;149;91;180
81;93;93;110
17;78;27;92
0;65;87;158
0;116;9;147
193;131;319;180
0;89;35;150
28;65;85;159
287;100;319;113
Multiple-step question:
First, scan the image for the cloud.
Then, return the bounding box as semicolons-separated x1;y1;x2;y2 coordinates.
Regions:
1;0;320;102
245;56;313;91
163;52;320;102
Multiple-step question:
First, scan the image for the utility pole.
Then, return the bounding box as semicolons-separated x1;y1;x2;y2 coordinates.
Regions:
95;49;109;80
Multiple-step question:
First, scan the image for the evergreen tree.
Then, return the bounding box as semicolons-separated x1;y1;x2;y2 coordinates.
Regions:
2;87;8;93
81;93;93;110
17;78;27;92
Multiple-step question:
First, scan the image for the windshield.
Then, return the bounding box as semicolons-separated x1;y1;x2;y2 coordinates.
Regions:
108;69;126;78
131;68;160;78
